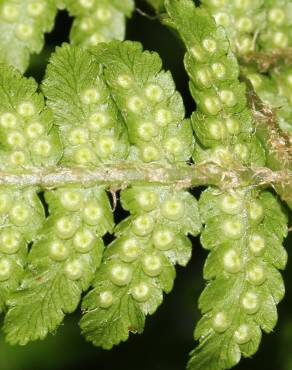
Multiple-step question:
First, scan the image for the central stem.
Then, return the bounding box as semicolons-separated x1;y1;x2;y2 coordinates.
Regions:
0;162;289;190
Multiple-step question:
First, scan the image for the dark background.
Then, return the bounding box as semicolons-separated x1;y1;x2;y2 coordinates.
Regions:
1;2;291;370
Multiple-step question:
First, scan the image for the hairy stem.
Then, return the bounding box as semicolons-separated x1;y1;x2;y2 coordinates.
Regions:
0;162;290;190
245;81;292;207
242;48;292;72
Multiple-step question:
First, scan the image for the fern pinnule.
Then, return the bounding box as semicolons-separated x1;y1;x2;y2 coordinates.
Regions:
80;40;201;348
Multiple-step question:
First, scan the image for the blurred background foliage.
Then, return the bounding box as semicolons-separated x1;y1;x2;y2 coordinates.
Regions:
1;2;291;369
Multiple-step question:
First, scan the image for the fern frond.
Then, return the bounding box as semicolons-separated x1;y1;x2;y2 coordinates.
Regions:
0;62;61;312
0;4;289;366
165;0;265;168
194;0;292;208
165;1;289;369
242;68;292;209
245;68;292;134
189;188;288;370
81;185;201;348
0;0;134;72
80;40;201;348
65;0;134;48
200;0;264;55
4;185;112;345
0;0;58;72
200;0;292;55
258;0;292;51
42;43;129;165
3;44;128;344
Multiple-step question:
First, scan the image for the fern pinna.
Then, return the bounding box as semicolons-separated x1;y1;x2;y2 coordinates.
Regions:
0;0;134;72
0;1;290;370
166;1;288;368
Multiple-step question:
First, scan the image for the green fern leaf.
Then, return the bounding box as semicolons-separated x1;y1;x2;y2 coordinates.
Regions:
0;0;134;72
65;0;134;48
4;185;112;345
165;1;289;369
81;185;200;348
258;0;292;50
200;0;292;55
200;0;265;55
3;44;128;344
195;0;292;196
188;189;288;370
165;0;265;168
0;6;289;368
0;0;58;72
80;40;201;348
243;68;292;209
246;67;292;134
42;43;129;165
0;62;61;312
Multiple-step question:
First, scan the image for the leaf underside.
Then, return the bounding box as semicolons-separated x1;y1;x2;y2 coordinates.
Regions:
0;2;289;370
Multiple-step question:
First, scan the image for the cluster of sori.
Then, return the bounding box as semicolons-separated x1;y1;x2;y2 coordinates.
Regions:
65;0;134;47
0;0;134;73
3;46;124;344
1;42;202;347
201;0;292;55
43;44;129;166
146;1;292;135
259;0;292;50
246;66;292;133
4;183;114;344
0;68;61;168
94;41;194;164
193;1;292;135
165;1;288;369
166;1;265;168
197;0;292;203
79;41;201;348
0;186;44;313
0;0;290;369
194;188;288;369
0;62;60;313
0;0;57;72
80;184;201;348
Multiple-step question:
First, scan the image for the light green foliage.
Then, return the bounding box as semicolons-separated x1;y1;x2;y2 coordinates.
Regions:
244;67;292;209
197;0;292;210
42;44;128;166
4;44;123;344
4;186;113;345
259;0;292;50
93;41;194;164
201;0;292;55
0;2;290;369
165;0;265;168
201;0;265;55
81;186;201;348
0;62;60;312
80;41;201;348
190;188;288;370
65;0;134;48
274;66;292;108
246;68;292;133
0;63;61;168
0;187;44;312
271;66;292;133
0;0;134;72
165;1;289;369
0;0;58;72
